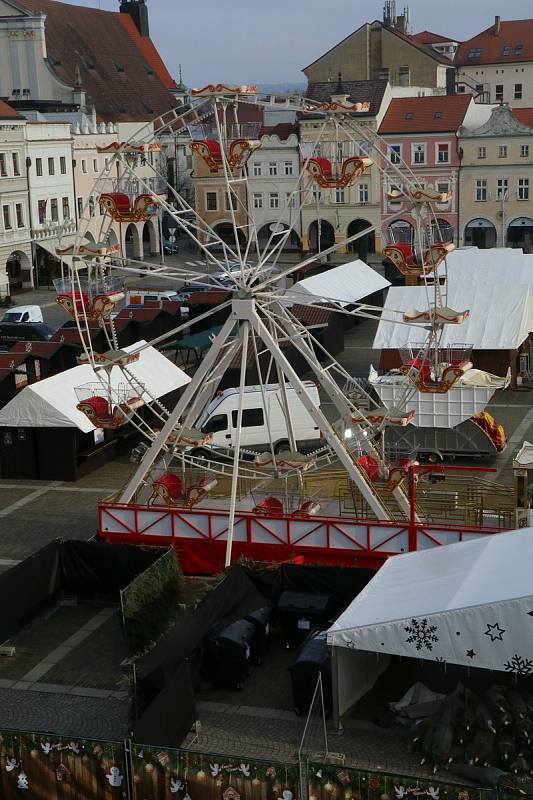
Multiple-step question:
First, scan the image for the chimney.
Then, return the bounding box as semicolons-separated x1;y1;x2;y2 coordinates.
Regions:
120;0;150;37
494;15;501;36
396;14;406;34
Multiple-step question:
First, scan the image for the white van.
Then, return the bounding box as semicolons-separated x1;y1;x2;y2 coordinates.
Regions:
195;382;322;454
2;305;43;324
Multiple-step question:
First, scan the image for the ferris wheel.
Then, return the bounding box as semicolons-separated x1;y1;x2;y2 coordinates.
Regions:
53;84;473;566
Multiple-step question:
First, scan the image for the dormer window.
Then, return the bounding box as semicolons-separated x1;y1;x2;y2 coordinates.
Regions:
515;44;524;55
405;112;414;120
114;62;125;73
434;111;442;119
468;48;483;59
502;45;512;56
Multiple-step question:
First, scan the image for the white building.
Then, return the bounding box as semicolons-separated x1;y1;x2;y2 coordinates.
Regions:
247;117;302;251
0;101;32;297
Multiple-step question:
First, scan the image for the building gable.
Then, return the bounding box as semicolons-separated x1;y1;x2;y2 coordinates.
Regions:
0;0;32;16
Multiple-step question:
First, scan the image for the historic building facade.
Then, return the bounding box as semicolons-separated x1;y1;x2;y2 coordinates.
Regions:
458;104;533;249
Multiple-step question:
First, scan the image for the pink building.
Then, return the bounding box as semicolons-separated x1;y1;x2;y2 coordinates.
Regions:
378;94;480;247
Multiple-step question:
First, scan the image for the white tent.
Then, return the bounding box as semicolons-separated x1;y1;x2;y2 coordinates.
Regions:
328;528;533;674
291;259;390;307
439;246;533;286
0;341;190;433
374;282;533;350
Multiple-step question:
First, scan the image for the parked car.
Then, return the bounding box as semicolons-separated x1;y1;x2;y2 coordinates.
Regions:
2;305;44;324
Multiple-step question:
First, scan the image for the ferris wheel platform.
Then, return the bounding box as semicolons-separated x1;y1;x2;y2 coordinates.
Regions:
97;499;508;575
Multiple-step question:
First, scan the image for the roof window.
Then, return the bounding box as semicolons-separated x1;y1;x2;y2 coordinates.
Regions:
434;111;442;119
405;112;414;120
515;44;524;55
502;45;512;56
49;55;62;66
114;62;125;73
467;48;483;59
144;64;154;76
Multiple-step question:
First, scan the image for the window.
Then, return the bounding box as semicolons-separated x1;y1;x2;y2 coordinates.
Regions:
312;187;322;202
495;84;504;101
48;157;55;175
104;157;109;171
252;162;262;177
2;205;11;230
0;153;7;177
467;48;483;59
437;143;450;163
93;158;98;173
206;191;217;211
518;178;530;200
232;408;264;428
38;199;46;224
15;203;24;228
12;153;20;176
475;179;487;201
412;143;426;164
269;161;277;176
35;157;42;177
378;67;390;80
286;192;295;208
225;192;237;211
497;178;509;199
521;144;529;157
502;45;512;56
515;44;524;56
284;161;293;176
269;192;279;209
202;414;228;434
253;192;263;209
478;146;487;159
399;65;410;87
434;111;443;119
50;197;58;221
499;145;508;158
62;197;70;220
515;83;523;100
405;112;414;120
335;188;345;204
389;144;401;165
81;159;87;174
437;181;450;196
358;183;369;203
88;196;95;216
59;156;66;175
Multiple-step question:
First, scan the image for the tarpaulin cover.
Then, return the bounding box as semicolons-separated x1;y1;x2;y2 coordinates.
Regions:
60;540;162;594
290;259;390;307
133;659;196;748
0;540;61;643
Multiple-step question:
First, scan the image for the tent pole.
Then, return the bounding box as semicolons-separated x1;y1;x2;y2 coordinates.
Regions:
330;645;343;735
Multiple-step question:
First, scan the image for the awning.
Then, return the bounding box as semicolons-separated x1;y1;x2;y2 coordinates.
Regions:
374;282;533;350
328;527;533;673
290;259;390;307
0;341;190;432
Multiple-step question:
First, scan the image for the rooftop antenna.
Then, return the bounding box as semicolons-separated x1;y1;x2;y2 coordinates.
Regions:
403;5;411;34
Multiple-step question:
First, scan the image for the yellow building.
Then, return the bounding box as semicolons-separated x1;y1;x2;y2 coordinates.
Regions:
458;104;533;249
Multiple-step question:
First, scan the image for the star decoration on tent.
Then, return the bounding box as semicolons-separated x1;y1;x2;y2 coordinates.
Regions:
484;622;506;642
466;649;476;659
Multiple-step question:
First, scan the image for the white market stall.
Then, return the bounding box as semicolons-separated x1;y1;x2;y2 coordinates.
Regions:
290;259;390;306
327;528;533;721
0;341;190;480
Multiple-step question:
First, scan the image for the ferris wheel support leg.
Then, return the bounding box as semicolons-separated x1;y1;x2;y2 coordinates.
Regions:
118;316;237;504
225;322;250;568
245;306;391;521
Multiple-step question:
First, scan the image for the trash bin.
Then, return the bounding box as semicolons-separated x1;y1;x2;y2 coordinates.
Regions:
206;619;256;689
245;602;273;664
289;629;332;716
277;591;330;648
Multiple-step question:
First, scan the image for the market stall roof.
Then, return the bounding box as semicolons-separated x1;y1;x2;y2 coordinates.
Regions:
438;246;533;285
290;260;390;307
0;341;190;433
374;282;533;350
328;528;533;673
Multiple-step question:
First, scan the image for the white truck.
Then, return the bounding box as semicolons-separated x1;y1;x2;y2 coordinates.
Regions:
194;382;322;456
2;305;43;323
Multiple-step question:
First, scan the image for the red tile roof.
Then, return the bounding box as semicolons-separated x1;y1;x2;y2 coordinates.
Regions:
188;291;230;305
456;19;533;65
305;80;388;117
513;108;533;128
411;30;459;45
378;94;472;134
0;100;22;119
292;304;331;327
18;0;177;121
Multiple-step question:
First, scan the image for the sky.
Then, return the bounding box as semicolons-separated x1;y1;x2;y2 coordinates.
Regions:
62;0;533;86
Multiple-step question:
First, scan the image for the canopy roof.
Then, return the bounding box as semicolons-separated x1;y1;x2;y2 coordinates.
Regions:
438;246;533;285
0;341;190;432
291;260;390;307
374;282;533;350
328;529;533;673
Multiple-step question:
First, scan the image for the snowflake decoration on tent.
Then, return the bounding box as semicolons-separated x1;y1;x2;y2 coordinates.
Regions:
405;618;439;651
504;654;533;675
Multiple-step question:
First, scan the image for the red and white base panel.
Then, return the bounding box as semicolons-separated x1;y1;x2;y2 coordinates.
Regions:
98;502;506;574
